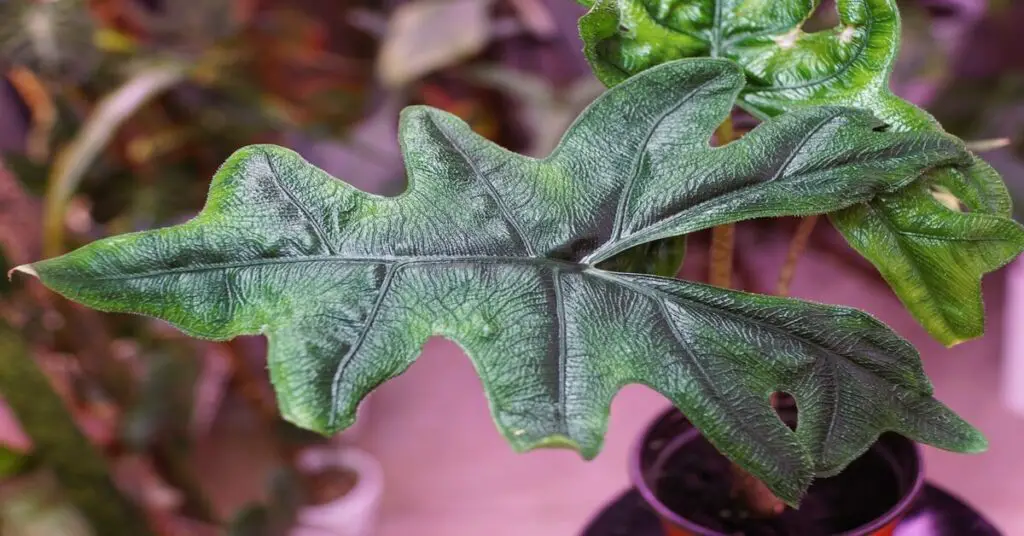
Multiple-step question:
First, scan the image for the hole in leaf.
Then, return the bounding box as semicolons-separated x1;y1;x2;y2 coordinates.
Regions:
929;184;968;213
802;0;839;33
771;391;797;431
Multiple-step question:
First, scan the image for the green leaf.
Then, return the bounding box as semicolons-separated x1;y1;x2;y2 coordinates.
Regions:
578;0;1024;345
0;444;30;478
832;181;1024;346
16;59;980;504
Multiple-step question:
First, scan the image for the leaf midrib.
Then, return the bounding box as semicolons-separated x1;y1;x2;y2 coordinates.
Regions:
266;153;338;255
76;255;583;281
589;109;848;263
429;115;538;257
610;76;721;241
76;249;907;380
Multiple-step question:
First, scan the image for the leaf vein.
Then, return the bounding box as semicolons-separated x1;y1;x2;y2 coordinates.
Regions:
428;115;537;257
610;76;720;241
328;261;402;428
264;152;338;255
552;267;568;433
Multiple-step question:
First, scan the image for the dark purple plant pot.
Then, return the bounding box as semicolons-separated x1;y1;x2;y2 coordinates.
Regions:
630;405;924;536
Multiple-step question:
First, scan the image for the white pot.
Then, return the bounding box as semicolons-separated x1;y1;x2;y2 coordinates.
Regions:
290;448;384;536
1003;258;1024;416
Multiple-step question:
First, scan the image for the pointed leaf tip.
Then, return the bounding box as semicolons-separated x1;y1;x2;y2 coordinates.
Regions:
8;264;38;280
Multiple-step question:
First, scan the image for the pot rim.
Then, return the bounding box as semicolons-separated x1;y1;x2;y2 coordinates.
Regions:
628;407;925;536
296;446;384;515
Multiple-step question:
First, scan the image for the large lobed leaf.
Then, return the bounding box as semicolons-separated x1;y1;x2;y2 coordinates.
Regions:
579;0;1024;345
17;59;982;504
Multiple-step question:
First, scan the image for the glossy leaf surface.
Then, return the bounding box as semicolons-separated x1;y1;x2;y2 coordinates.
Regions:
19;60;981;504
579;0;1024;345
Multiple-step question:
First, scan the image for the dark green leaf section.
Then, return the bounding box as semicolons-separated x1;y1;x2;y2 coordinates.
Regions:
597;236;686;277
578;0;1024;345
19;60;980;504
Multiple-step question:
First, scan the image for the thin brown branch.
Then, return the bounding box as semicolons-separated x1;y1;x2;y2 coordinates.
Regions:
708;116;737;288
708;224;736;287
775;215;819;297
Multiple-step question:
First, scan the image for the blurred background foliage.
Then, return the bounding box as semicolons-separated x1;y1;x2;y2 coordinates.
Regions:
0;0;1022;534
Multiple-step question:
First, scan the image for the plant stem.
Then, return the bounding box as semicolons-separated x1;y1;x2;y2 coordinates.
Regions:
708;116;736;288
0;321;154;535
775;215;819;296
708;224;735;287
710;115;787;517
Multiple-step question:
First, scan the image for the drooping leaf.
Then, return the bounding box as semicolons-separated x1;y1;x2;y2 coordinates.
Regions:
578;0;1024;345
16;59;981;504
832;180;1024;345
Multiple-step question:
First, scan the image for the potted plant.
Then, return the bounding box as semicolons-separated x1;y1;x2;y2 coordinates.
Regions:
10;1;1024;535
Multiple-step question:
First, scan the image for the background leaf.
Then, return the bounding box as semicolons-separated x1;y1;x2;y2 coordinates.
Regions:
378;0;494;88
0;444;30;479
0;0;99;81
19;59;978;504
578;0;1024;345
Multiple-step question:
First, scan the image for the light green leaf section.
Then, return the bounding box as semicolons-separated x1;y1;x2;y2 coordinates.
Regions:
19;60;981;504
578;0;1024;345
832;181;1024;346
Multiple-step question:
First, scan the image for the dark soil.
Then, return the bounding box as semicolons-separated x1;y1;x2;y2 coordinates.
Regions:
301;467;359;506
655;436;901;535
